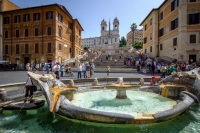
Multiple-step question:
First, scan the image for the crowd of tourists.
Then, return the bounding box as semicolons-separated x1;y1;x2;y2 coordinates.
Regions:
77;62;95;79
124;54;199;78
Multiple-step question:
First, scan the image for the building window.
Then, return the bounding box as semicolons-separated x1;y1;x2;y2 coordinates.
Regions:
171;18;178;30
14;15;20;23
150;33;152;40
34;13;40;21
5;45;8;54
3;17;9;24
23;14;30;22
25;29;28;37
25;44;29;54
68;22;72;30
190;35;196;43
150;46;152;52
173;38;177;46
70;35;72;42
35;28;39;36
160;44;163;50
47;43;52;53
166;26;170;34
58;13;63;22
16;30;19;38
145;49;147;54
189;13;199;25
46;11;53;20
115;38;117;42
16;44;19;54
190;0;196;2
145;24;147;31
160;12;163;21
159;28;164;37
70;48;72;53
150;19;152;26
4;31;8;38
47;27;51;35
171;0;179;11
144;37;147;44
58;44;62;50
59;29;62;37
35;43;39;53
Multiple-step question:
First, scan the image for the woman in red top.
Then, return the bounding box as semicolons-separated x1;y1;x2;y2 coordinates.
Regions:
150;76;157;86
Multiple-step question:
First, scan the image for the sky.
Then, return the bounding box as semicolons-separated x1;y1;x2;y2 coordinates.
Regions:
10;0;164;39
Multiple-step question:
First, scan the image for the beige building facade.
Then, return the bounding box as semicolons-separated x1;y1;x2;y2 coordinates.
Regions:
1;4;83;67
127;29;143;45
0;0;20;61
140;0;200;63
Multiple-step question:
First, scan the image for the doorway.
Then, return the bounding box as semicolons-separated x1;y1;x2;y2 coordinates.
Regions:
189;55;196;64
24;57;29;66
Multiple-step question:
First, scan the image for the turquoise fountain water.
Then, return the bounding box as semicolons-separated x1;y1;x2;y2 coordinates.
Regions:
72;90;176;116
0;95;200;133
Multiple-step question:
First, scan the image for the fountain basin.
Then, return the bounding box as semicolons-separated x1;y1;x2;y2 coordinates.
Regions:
26;72;199;124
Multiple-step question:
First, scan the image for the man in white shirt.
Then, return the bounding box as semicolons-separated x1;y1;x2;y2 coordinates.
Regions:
53;62;60;79
77;64;82;78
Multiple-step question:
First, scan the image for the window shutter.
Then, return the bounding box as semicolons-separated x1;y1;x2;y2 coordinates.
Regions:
46;12;48;19
38;13;40;20
28;14;30;21
177;18;178;28
23;14;25;22
171;2;174;11
19;16;20;22
171;21;173;30
5;45;8;54
51;11;53;19
197;13;199;24
14;16;16;23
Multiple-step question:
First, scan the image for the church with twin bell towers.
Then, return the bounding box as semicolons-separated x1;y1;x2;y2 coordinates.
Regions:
81;17;120;49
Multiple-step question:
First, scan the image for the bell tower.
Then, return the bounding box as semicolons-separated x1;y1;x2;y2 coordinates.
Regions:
101;19;107;36
113;17;119;31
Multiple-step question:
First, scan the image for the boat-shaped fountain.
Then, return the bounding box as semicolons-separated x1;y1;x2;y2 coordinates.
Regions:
22;71;199;124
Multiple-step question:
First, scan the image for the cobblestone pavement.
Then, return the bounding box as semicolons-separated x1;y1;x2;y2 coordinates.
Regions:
0;71;158;85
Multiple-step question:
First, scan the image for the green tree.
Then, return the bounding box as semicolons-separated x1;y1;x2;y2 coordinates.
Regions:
83;46;90;51
119;36;127;47
132;41;143;50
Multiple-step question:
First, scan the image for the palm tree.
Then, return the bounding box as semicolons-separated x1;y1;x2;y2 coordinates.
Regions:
131;23;137;31
130;23;137;45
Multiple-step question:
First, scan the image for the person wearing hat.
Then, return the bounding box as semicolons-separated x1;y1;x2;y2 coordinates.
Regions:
150;76;157;86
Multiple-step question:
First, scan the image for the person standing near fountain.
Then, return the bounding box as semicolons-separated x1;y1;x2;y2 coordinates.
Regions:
161;64;167;78
53;62;60;79
86;63;90;78
150;76;157;86
77;64;82;78
107;66;110;77
24;76;34;103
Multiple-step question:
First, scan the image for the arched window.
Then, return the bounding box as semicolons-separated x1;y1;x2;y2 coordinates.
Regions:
102;27;104;30
115;38;117;42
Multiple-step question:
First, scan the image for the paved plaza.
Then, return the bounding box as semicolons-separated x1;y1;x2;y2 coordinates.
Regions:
0;71;155;85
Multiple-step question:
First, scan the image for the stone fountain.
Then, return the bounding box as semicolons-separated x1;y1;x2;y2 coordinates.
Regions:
26;71;199;124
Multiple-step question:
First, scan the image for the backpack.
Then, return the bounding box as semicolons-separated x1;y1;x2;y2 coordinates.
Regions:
86;65;90;71
92;64;95;69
